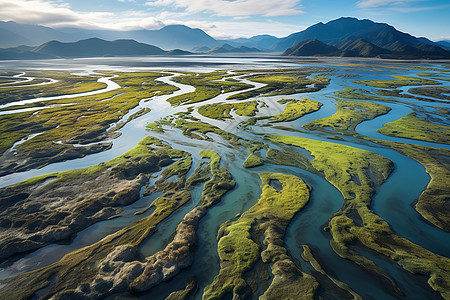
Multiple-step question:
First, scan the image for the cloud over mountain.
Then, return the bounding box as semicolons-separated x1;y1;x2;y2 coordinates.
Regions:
145;0;304;17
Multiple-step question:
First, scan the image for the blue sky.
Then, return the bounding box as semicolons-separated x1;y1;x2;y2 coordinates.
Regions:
1;0;449;40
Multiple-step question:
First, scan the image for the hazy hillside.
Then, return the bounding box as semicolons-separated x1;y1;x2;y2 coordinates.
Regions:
205;43;261;54
0;21;70;47
224;35;279;50
0;22;219;50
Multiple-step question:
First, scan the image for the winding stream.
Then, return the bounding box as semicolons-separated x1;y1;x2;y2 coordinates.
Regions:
0;57;448;299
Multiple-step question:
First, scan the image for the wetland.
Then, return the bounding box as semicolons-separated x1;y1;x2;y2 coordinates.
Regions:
0;55;449;300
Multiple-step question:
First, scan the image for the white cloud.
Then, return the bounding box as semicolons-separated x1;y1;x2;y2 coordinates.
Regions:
0;0;303;37
145;0;304;17
0;0;165;30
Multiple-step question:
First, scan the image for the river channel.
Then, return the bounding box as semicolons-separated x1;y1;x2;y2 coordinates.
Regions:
0;55;448;299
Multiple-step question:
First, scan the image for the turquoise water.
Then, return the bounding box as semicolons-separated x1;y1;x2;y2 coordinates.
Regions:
0;57;448;299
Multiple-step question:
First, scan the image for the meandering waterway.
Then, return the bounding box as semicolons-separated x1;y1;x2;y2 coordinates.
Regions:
0;56;448;299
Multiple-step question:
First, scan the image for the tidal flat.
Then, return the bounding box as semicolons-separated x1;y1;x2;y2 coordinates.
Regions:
0;56;449;300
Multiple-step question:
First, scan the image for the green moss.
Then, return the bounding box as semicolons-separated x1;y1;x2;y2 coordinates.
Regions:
408;86;450;100
365;138;450;232
19;136;182;187
0;72;179;173
173;119;238;143
377;112;450;144
335;87;388;101
197;101;258;120
374;88;447;104
203;173;317;300
390;75;441;85
200;149;221;170
167;72;253;106
227;70;330;100
270;135;450;299
0;136;194;299
243;154;264;168
2;145;235;300
0;71;107;105
269;98;322;123
268;135;393;201
304;99;391;133
354;75;441;89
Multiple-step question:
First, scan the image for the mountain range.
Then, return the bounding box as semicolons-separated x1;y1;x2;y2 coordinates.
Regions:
0;22;219;50
0;38;269;59
279;17;449;59
1;17;449;59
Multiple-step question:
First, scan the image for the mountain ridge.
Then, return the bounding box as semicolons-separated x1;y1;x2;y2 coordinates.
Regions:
1;17;449;60
0;38;262;60
0;21;219;50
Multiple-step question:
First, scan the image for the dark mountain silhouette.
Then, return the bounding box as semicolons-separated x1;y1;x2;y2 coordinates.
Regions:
33;38;166;57
0;38;168;59
283;39;339;56
338;38;391;57
437;40;450;50
279;17;449;59
273;17;427;51
166;49;193;55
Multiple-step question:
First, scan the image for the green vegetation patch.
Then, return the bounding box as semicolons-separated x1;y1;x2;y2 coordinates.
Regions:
0;72;178;175
377;112;450;144
408;86;450;100
375;88;445;104
366;138;450;232
354;75;441;89
0;136;185;262
270;98;322;123
0;71;107;105
148;113;240;144
304;99;391;132
167;71;253;106
1;143;234;299
227;69;330;100
203;172;317;300
335;87;388;101
243;154;264;168
270;135;450;299
197;100;258;120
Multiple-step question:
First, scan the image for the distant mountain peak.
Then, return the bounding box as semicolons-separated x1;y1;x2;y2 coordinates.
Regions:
32;37;165;58
274;16;449;59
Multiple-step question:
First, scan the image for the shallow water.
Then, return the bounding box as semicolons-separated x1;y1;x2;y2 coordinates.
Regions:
0;75;120;110
0;56;449;299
